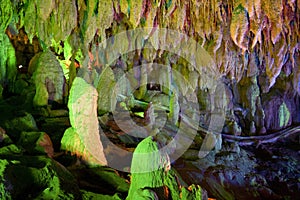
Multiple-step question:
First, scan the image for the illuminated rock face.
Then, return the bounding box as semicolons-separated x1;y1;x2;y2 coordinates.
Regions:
61;77;107;166
0;156;81;199
127;136;205;200
0;0;299;134
28;51;67;107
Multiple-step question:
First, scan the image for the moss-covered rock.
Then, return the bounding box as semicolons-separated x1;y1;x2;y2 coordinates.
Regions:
0;144;22;156
70;166;129;198
28;51;67;107
0;0;13;32
0;156;81;199
127;136;205;200
0;32;17;93
0;159;11;199
0;127;13;146
2;112;38;140
17;131;54;157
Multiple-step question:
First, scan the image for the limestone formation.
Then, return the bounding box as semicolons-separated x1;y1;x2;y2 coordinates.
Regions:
0;32;17;94
61;77;107;166
2;112;38;140
29;51;67;107
127;136;206;200
0;156;81;199
18;131;54;157
97;66;116;115
0;0;299;199
0;0;298;135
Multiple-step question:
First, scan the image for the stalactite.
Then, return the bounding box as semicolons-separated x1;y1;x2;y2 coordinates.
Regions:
1;0;299;135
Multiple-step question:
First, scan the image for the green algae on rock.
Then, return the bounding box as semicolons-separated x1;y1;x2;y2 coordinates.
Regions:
28;50;67;107
0;32;17;94
2;112;38;141
81;190;122;200
0;159;11;199
17;131;54;157
0;156;81;199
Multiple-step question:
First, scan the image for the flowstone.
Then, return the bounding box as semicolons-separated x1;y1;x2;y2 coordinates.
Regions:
61;77;107;166
127;136;206;200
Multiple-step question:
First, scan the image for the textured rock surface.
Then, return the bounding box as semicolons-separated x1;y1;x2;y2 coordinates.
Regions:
0;155;81;199
0;0;299;199
127;136;206;200
61;77;107;166
29;51;67;107
18;131;54;157
175;132;300;200
2;112;38;140
97;66;116;115
0;32;17;94
0;0;298;135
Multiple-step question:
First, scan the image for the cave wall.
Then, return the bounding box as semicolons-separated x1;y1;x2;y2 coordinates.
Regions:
0;0;299;135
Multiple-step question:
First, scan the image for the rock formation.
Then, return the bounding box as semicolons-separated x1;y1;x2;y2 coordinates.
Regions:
28;51;67;107
1;0;298;135
0;0;299;199
61;77;107;166
127;136;206;200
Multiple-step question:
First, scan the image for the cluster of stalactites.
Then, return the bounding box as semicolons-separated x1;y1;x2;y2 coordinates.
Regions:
1;0;299;93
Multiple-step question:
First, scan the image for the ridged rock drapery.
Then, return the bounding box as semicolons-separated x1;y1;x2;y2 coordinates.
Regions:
0;0;299;135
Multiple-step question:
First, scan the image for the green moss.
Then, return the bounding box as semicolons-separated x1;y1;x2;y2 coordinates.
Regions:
181;185;202;200
81;190;122;200
0;159;12;199
3;112;38;140
0;32;17;92
0;144;22;155
86;167;129;193
63;39;73;61
2;156;80;199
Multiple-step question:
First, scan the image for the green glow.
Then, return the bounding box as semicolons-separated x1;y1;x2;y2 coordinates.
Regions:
0;159;11;199
0;0;13;32
127;136;203;199
64;39;73;61
0;32;17;93
134;112;144;118
279;102;290;128
127;136;165;199
51;38;64;55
